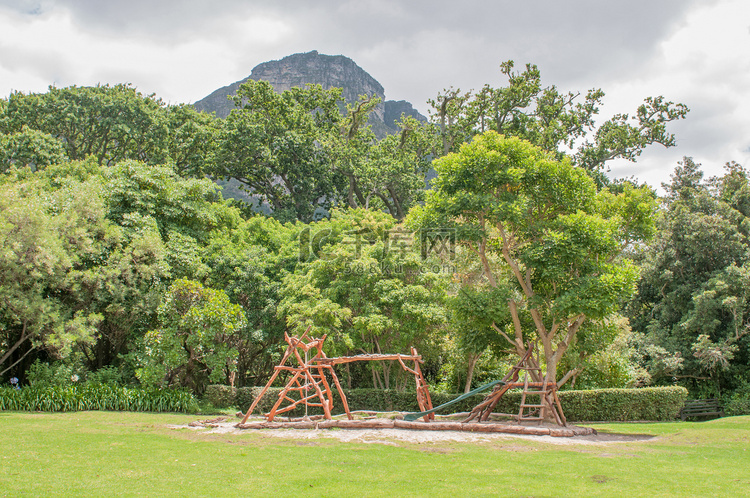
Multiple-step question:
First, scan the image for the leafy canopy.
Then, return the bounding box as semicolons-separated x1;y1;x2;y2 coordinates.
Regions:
410;131;656;384
627;159;750;395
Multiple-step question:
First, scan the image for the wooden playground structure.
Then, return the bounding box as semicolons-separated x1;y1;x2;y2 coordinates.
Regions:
239;329;571;431
462;343;566;426
239;328;434;425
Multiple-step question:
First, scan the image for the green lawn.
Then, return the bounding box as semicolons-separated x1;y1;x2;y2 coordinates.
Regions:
1;411;748;497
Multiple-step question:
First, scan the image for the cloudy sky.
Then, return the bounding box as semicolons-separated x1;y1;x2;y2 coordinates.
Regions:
1;0;748;190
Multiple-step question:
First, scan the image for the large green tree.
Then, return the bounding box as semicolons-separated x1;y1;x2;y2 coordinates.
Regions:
213;82;435;222
279;209;447;389
330;107;438;220
1;84;217;176
214;80;346;222
353;116;438;220
627;159;750;396
2;84;168;165
0;158;257;381
0;162;112;376
136;279;246;392
428;61;688;180
409;132;656;393
0;127;67;172
201;215;300;386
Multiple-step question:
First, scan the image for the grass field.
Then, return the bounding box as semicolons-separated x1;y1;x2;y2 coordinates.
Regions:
1;411;748;497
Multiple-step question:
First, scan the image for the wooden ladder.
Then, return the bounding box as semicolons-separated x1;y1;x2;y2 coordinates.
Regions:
517;364;545;423
463;342;568;426
463;343;536;423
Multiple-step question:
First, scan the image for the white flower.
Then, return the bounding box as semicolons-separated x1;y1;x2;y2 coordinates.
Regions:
71;374;79;382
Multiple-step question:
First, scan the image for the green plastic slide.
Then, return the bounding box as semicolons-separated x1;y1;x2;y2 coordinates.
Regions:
403;379;505;421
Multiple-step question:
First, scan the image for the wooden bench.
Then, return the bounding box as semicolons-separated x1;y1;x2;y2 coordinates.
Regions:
680;399;723;421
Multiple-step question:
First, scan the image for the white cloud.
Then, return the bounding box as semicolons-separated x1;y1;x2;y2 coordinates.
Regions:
0;4;296;102
603;0;750;188
1;0;748;189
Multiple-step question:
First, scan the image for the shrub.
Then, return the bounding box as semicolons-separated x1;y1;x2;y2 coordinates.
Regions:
557;386;688;421
204;385;237;409
725;398;750;416
236;385;687;422
724;384;750;416
86;366;126;386
235;387;256;414
26;361;83;387
0;384;198;413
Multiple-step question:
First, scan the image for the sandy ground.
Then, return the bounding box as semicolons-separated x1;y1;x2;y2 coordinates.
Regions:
170;418;655;446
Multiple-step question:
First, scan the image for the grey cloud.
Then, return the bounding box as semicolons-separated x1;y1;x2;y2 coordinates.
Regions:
245;0;705;113
3;0;272;40
16;0;702;66
277;0;703;80
2;0;740;190
0;0;51;15
7;0;705;103
0;40;73;88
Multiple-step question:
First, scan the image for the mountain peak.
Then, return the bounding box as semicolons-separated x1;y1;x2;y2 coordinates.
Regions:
193;51;425;136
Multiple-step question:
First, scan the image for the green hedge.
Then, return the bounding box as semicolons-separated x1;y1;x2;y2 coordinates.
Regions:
0;384;198;413
725;397;750;416
3;382;686;420
557;386;688;421
204;385;237;409
235;385;688;422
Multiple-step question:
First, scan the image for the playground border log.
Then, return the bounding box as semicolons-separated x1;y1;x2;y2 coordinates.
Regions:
234;418;596;437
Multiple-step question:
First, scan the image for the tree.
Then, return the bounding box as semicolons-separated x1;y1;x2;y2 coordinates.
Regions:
1;85;218;176
327;94;381;210
328;99;437;220
0;158;251;381
352;116;438;220
278;209;447;390
409;132;656;396
2;84;169;165
201;215;300;386
165;104;221;177
89;160;244;367
0;162;109;376
136;279;246;392
214;80;346;222
0;127;67;172
627;159;750;396
428;61;688;180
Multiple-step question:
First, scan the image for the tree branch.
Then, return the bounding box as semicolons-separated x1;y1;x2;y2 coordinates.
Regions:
507;300;525;348
0;347;34;377
0;322;33;367
557;367;582;388
491;321;518;350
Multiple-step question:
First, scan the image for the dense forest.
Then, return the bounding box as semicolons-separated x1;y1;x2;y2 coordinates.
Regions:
1;62;748;406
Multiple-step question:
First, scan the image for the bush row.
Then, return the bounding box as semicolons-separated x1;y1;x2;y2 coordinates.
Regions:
558;386;688;421
725;396;750;416
204;384;237;409
219;385;688;422
0;384;198;413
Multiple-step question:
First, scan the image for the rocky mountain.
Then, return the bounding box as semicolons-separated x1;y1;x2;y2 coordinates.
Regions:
193;51;426;137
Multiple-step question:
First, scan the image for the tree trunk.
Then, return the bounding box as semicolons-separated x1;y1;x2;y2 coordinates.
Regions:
464;352;482;394
538;337;558;423
371;363;383;389
0;322;32;369
386;185;405;220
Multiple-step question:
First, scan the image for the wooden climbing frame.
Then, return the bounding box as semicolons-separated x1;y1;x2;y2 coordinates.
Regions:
240;329;434;424
464;343;567;426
